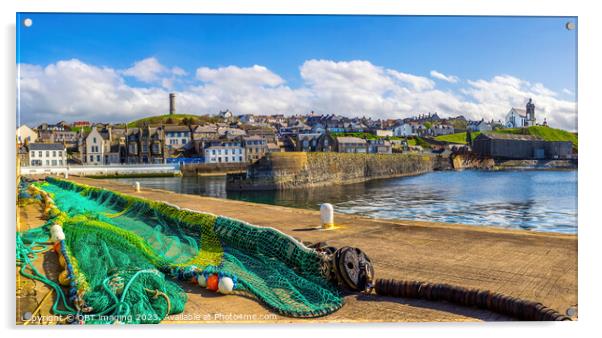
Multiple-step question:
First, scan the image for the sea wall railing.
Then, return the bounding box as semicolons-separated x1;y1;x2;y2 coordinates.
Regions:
20;163;180;176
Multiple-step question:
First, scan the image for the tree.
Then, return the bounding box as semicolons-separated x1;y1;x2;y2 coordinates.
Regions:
466;130;473;145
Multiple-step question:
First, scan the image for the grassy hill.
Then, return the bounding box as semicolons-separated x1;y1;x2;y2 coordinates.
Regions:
496;126;578;150
434;126;578;151
127;114;220;128
434;132;481;144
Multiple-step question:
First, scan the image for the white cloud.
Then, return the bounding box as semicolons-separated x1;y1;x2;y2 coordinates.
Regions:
387;70;435;91
122;57;186;89
563;88;574;96
430;70;459;83
122;57;167;83
18;59;169;124
17;58;577;131
463;75;577;129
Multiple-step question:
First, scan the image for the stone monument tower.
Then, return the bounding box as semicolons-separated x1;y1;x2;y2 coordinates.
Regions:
169;93;176;115
526;98;536;126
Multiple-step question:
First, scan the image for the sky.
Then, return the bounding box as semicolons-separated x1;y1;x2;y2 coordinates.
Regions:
16;13;578;130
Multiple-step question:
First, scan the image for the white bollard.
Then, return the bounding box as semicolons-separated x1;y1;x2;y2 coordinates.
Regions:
320;203;334;229
135;182;141;192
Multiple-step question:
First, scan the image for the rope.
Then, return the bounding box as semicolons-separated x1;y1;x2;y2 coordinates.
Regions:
374;278;572;321
16;233;78;316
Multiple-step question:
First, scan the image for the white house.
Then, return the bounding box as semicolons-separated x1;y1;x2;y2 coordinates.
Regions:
85;127;105;165
28;143;66;167
467;119;493;132
218;110;234;120
204;145;246;163
164;125;191;150
375;129;393;137
505;108;528;128
393;123;415;137
16;125;38;145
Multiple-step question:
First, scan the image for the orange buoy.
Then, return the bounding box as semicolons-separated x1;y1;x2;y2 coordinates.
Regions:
206;274;219;292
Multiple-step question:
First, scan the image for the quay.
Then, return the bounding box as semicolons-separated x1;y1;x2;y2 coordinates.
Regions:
18;176;577;323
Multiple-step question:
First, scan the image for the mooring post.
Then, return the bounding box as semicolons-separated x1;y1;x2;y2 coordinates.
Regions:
320;203;334;229
135;181;141;192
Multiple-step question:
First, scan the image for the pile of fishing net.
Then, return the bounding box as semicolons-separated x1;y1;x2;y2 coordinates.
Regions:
17;177;343;324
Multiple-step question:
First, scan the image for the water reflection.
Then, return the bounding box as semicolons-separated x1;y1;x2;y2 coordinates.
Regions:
113;170;577;234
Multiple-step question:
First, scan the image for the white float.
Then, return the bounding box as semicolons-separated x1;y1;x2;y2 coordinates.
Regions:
197;274;207;287
50;223;65;241
218;276;234;294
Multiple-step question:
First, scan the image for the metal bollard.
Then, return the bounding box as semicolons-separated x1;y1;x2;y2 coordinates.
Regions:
135;181;141;192
320;203;334;229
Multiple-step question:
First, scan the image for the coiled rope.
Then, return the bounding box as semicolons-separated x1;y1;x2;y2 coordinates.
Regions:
374;278;572;321
16;233;78;317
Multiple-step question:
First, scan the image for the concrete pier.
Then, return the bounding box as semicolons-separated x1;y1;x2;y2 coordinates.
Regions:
18;176;577;323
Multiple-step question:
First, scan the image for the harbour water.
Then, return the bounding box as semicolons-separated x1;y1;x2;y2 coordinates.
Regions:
112;170;577;234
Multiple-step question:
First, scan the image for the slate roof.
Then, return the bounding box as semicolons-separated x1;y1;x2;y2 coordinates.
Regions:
336;136;367;144
28;143;65;151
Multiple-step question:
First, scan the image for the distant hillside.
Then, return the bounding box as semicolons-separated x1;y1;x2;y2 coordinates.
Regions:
127;114;220;128
434;126;578;150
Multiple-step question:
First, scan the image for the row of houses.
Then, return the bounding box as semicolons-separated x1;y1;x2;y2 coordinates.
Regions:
17;97;552;166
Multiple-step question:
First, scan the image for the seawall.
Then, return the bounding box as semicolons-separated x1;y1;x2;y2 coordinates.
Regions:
226;152;448;191
451;153;578;170
181;162;248;176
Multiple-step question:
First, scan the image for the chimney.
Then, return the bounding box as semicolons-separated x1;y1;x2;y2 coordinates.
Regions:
169;93;176;115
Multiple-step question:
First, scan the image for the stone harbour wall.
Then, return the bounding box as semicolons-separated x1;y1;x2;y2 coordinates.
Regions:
226;152;446;190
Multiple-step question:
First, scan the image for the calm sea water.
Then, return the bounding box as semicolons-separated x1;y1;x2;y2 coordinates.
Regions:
112;170;577;234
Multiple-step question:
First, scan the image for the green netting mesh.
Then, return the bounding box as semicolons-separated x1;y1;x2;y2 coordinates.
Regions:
22;177;342;323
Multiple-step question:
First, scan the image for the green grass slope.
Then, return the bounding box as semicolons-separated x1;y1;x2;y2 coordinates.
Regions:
435;126;577;151
434;132;481;144
496;126;578;150
127;114;220;127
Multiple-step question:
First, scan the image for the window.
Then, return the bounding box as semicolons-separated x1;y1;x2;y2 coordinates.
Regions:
93;137;97;143
51;160;57;166
52;151;56;157
181;139;186;144
59;160;63;165
38;151;42;157
46;151;50;157
58;151;62;157
239;156;243;162
46;160;50;166
97;155;101;162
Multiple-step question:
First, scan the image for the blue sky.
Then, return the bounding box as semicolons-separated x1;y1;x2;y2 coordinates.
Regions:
16;13;578;130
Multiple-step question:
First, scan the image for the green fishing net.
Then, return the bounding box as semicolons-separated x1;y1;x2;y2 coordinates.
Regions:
20;177;342;324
